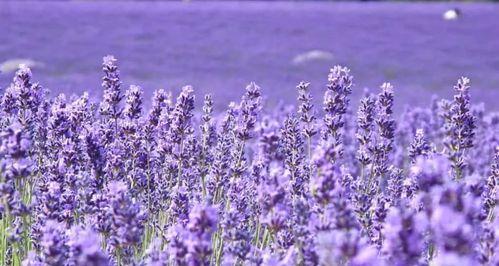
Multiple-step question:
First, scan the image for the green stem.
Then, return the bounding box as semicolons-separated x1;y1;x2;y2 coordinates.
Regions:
260;228;270;250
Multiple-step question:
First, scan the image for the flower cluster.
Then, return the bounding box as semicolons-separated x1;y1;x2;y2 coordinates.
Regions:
0;56;497;265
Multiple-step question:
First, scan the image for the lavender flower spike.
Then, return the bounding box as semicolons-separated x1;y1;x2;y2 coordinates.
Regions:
443;77;476;179
297;81;317;159
123;85;143;121
99;55;123;125
66;226;109;266
185;203;219;266
322;65;353;162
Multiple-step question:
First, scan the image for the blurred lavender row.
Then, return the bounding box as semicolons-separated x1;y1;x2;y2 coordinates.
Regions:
1;1;499;111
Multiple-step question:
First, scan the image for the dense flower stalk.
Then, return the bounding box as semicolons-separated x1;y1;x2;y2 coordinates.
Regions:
430;183;480;265
408;128;431;163
99;55;123;124
0;123;32;263
199;94;216;196
372;82;395;180
39;220;68;265
297;81;317;159
185;203;218;265
169;86;196;186
443;77;476;179
482;146;498;221
235;82;262;142
123;85;143;121
106;181;147;264
356;93;376;167
66;226;109;266
382;203;428;265
281;116;306;196
322;66;353;163
1;65;44;131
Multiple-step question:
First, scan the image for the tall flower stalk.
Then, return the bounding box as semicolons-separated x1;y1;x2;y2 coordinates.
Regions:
322;66;353;164
443;77;476;180
297;81;316;161
99;55;123;137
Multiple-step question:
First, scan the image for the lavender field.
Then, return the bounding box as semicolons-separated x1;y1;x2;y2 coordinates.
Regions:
0;1;498;266
1;1;499;110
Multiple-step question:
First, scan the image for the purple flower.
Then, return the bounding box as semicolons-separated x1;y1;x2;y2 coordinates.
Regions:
430;183;480;263
410;154;451;192
371;82;395;179
382;204;428;265
166;224;189;265
143;238;167;266
99;55;123;122
321;65;353;163
478;220;496;264
39;220;68;266
371;195;388;249
296;81;317;153
386;166;404;204
408;128;431;163
315;229;376;265
66;226;109;266
310;164;338;207
22;251;44;266
170;86;195;144
206;108;235;203
281;116;306;196
123;85;143;121
482;146;498;221
147;89;171;128
443;77;476;179
83;131;106;185
0;122;32;180
0;122;31;247
106;181;147;263
235;82;262;141
185;203;219;265
199;94;217;193
356;93;376;166
169;185;190;226
1;65;44;128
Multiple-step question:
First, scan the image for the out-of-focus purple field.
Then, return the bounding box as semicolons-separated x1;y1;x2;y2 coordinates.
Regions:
0;1;498;111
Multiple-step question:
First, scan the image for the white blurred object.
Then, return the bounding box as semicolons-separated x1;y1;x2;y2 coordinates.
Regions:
0;58;43;73
443;8;460;21
292;50;333;65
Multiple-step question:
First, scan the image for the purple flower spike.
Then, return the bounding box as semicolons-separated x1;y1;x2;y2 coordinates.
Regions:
123;85;143;121
443;77;476;179
185;203;219;265
100;55;123;122
67;226;109;266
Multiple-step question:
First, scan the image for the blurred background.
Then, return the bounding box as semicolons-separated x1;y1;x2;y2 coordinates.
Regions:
0;0;498;111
